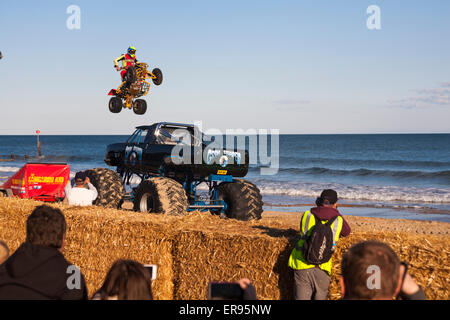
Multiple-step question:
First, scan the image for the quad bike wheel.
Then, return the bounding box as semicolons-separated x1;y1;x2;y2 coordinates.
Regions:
85;168;124;208
133;99;147;115
133;177;188;215
151;68;163;86
217;179;263;221
109;97;123;113
125;66;137;85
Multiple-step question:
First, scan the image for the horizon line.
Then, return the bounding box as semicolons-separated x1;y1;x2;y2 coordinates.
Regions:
0;132;449;136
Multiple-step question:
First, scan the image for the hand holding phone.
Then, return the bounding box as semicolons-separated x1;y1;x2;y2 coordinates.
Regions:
207;282;243;300
143;264;157;280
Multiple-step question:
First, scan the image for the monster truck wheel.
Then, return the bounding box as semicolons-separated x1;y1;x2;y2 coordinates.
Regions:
217;180;263;221
85;168;124;208
109;97;123;113
133;99;147;115
133;177;188;215
152;68;163;86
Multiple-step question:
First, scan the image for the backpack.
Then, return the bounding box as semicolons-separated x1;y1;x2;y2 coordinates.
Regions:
302;214;337;265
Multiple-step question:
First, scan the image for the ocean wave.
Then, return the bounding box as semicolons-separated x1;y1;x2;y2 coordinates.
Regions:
0;154;99;163
250;166;450;181
28;154;97;162
3;166;449;204
0;166;21;173
276;156;450;168
257;182;450;204
125;174;449;204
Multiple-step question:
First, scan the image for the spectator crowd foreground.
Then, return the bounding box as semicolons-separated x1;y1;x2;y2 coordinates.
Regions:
0;193;427;300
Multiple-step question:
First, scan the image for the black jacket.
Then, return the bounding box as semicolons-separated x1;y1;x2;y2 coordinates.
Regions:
0;243;87;300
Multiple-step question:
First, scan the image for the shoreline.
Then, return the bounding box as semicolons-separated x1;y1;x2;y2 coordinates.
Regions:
262;200;450;223
264;202;450;214
1;160;449;222
262;210;450;236
1;172;449;222
119;201;450;235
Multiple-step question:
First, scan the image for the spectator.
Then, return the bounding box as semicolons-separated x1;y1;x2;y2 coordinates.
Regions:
91;259;153;300
288;189;351;300
237;278;257;300
340;240;426;300
0;240;9;265
64;171;98;206
0;205;88;299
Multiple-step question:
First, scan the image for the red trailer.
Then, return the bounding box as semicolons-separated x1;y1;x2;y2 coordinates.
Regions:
0;163;70;202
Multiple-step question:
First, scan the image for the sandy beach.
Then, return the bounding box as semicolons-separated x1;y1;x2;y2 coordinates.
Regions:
121;201;450;236
262;210;450;236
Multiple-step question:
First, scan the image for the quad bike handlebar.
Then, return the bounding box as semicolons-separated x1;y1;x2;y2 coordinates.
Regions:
115;61;149;71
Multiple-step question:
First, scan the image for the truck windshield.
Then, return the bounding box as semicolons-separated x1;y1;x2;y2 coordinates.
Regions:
156;126;196;146
127;130;139;144
127;129;149;144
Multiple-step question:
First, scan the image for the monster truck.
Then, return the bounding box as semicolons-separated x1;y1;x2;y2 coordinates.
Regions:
88;122;263;220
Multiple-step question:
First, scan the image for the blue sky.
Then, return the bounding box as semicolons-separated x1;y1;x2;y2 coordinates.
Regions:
0;0;449;134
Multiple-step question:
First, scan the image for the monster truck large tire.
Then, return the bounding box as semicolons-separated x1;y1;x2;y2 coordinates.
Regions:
133;177;188;215
217;179;263;221
85;168;124;208
151;68;163;86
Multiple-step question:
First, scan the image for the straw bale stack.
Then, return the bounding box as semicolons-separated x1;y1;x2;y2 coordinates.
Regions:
0;197;448;300
0;198;177;299
328;232;450;300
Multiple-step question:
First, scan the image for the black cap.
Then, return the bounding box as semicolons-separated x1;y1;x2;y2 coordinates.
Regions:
74;171;87;181
320;189;338;204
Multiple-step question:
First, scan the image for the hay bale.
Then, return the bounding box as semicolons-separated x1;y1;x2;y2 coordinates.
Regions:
0;198;177;299
0;197;448;300
171;230;291;300
61;207;177;300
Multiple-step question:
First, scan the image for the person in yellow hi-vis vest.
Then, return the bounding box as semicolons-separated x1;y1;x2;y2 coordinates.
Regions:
288;189;351;300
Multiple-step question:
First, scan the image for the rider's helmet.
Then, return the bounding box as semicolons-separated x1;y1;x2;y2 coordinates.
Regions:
127;46;136;58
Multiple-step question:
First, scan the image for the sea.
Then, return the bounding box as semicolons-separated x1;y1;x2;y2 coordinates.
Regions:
0;134;449;222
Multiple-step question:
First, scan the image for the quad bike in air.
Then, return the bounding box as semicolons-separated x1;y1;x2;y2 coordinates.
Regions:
108;62;163;115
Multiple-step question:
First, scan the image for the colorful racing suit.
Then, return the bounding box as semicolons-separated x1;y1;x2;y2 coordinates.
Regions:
114;53;137;80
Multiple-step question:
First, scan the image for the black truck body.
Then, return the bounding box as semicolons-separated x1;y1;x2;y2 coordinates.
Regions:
105;122;249;181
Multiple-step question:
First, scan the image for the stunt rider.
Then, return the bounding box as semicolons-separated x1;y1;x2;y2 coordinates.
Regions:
114;46;137;82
